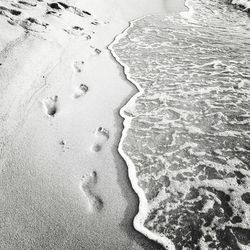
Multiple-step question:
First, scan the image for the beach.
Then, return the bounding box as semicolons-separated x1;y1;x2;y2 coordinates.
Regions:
0;0;186;249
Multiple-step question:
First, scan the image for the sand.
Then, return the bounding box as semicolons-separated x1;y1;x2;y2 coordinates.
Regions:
0;0;186;249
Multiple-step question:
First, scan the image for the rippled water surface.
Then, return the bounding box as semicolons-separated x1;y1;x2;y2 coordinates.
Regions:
111;0;250;249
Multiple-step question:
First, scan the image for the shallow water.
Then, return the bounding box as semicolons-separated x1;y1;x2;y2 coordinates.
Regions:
110;0;250;248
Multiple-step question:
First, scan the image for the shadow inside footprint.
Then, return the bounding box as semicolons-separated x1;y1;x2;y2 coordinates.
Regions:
80;171;103;212
91;143;102;152
42;95;58;116
90;127;109;152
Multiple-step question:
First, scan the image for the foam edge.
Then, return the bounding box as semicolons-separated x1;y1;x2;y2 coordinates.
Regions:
107;3;193;248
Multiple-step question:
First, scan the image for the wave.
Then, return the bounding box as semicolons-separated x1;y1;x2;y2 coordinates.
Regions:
109;15;177;249
230;0;250;12
109;0;250;249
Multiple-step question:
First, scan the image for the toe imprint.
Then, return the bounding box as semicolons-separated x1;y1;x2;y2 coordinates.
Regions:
95;127;109;139
81;171;97;187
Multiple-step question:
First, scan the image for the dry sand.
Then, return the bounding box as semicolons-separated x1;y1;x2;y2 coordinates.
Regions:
0;0;186;249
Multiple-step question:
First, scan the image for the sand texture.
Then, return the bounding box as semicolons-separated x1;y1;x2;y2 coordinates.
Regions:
0;0;186;249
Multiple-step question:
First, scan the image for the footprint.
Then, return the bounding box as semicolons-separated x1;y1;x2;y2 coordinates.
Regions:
95;127;109;139
91;127;109;152
59;139;65;146
59;139;65;150
18;1;37;7
20;17;49;32
90;46;102;55
64;26;85;36
72;25;84;32
42;95;58;116
59;139;69;152
91;20;99;25
95;48;101;55
73;60;84;73
69;6;91;17
47;2;62;10
0;6;22;16
80;171;103;212
74;84;88;98
85;34;91;40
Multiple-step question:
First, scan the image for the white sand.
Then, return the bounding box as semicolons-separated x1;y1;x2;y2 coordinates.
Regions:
0;0;186;249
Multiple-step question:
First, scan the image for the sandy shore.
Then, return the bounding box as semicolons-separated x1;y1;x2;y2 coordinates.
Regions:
0;0;186;249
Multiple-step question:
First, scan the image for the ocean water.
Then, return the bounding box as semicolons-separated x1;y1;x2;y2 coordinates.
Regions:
110;0;250;249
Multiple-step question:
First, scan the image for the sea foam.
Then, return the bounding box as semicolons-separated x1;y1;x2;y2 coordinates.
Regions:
110;0;250;248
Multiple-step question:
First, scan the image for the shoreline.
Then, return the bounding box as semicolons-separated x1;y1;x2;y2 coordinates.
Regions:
108;3;189;249
109;17;176;250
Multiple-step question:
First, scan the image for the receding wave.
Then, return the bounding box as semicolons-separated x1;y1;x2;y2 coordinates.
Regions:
229;0;250;12
109;0;250;249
